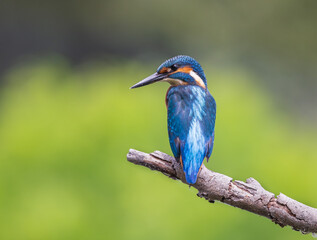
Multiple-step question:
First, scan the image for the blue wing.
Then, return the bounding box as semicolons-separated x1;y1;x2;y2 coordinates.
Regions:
167;86;216;184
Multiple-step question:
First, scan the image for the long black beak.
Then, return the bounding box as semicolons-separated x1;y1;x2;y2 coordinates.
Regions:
130;72;167;89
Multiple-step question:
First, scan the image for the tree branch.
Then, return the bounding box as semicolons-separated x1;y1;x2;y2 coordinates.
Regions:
127;149;317;236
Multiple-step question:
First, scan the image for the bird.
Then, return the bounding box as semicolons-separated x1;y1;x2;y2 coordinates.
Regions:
130;55;216;184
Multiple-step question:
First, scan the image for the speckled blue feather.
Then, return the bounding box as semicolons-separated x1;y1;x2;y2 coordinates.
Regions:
167;85;216;184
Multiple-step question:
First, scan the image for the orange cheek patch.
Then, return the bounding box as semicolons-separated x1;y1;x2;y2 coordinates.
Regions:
159;67;171;74
173;66;193;74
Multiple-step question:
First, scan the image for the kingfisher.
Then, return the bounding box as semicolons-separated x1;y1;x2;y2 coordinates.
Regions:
131;55;216;184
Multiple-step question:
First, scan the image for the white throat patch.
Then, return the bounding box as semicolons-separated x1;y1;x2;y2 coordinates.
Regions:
162;78;187;86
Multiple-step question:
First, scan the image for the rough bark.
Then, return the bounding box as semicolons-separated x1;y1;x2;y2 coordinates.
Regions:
127;149;317;236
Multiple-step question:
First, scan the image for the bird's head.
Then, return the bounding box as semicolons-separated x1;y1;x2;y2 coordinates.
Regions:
130;55;207;89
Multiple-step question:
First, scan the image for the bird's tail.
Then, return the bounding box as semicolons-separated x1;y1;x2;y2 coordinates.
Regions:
182;153;205;184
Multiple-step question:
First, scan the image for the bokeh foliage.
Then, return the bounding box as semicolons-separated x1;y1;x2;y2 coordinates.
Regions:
0;59;316;239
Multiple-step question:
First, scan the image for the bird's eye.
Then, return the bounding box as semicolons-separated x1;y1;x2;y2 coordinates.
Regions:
171;64;179;71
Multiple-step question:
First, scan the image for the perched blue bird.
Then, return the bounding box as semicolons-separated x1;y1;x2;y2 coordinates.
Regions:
131;55;216;184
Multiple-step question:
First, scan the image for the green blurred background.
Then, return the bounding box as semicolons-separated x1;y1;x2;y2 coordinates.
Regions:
0;1;317;239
